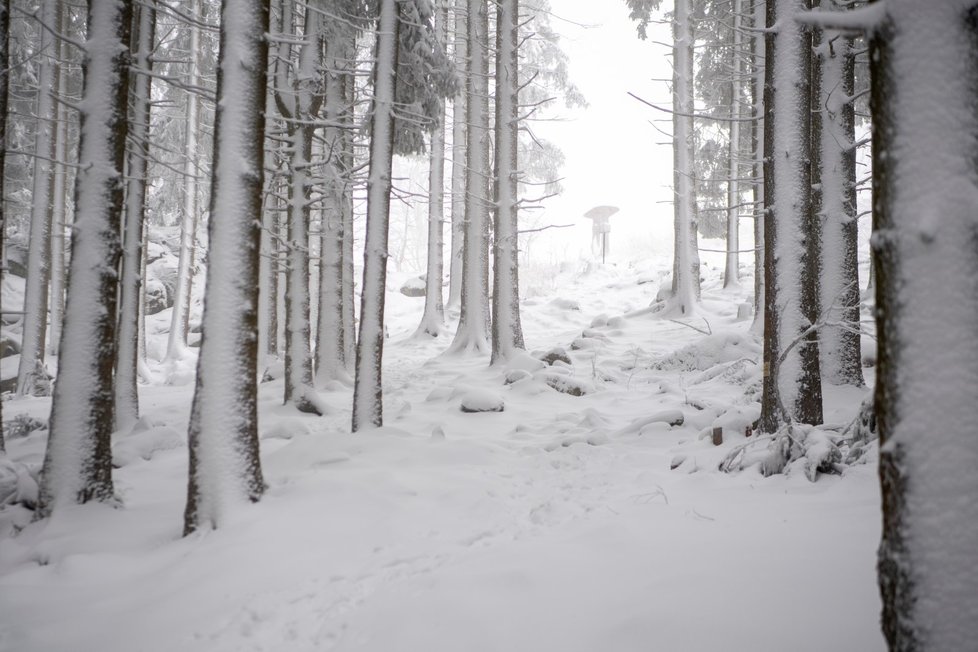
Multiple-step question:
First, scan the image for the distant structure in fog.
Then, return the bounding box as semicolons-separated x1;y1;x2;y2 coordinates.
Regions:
584;205;619;263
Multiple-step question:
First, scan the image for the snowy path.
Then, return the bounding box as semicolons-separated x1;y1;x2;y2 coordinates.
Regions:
0;260;884;651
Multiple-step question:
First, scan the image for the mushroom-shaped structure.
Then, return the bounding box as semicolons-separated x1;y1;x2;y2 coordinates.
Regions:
584;205;620;262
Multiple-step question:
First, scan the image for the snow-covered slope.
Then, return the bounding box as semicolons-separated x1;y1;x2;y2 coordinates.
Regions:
0;254;883;651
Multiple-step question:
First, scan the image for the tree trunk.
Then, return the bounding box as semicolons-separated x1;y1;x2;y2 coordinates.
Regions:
723;0;742;289
759;0;822;432
872;2;978;648
48;19;72;359
115;2;156;432
167;0;202;363
490;0;524;364
184;0;270;535
16;0;62;396
750;0;764;331
316;29;351;383
274;0;324;413
446;0;466;311
38;0;133;516
417;3;449;338
352;0;399;431
448;0;491;354
669;0;699;316
0;0;9;446
813;9;862;387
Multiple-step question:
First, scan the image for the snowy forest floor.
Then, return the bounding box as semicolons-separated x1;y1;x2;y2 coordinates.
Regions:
0;252;884;651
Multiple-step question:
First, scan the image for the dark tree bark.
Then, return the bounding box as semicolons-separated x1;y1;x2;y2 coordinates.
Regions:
184;0;270;534
38;0;133;516
872;2;978;648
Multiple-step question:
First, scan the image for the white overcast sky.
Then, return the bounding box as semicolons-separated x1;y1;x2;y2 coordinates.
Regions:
531;1;677;262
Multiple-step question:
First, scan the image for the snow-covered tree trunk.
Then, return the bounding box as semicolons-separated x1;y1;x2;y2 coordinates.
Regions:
416;3;449;338
448;0;491;354
166;0;203;363
316;29;352;384
37;0;133;516
48;24;72;359
352;0;400;431
0;0;8;443
16;0;62;396
750;0;764;330
723;0;742;289
872;2;978;647
758;0;821;433
115;2;155;432
257;172;277;368
669;0;699;316
184;0;270;535
813;12;862;387
340;53;358;372
490;0;524;364
274;1;323;413
446;0;466;311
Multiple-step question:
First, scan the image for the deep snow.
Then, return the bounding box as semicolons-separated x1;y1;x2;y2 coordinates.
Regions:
0;251;883;651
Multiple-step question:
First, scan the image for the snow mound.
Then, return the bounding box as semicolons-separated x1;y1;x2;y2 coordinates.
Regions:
112;426;185;467
460;390;505;413
653;331;760;372
0;459;38;508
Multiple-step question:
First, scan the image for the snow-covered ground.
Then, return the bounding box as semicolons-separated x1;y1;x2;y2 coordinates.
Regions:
0;252;884;651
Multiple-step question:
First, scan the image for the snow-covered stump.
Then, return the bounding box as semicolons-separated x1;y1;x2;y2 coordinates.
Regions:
183;0;269;534
353;0;399;432
869;1;978;647
38;0;133;516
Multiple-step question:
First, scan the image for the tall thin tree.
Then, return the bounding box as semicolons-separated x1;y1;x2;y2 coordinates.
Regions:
490;0;524;363
758;0;822;433
352;0;400;431
416;2;449;338
16;0;62;396
37;0;133;516
184;0;270;534
116;1;156;431
447;0;491;354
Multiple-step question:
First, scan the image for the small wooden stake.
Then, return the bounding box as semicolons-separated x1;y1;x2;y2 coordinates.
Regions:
712;427;723;446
